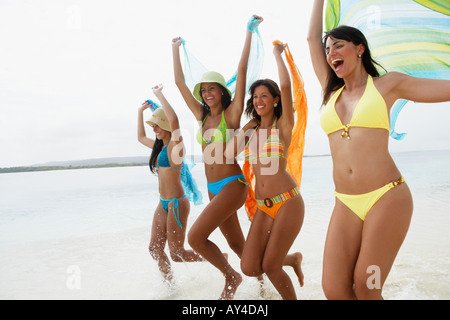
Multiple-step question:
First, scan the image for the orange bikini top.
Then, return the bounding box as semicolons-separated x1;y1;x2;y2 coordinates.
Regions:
244;119;286;162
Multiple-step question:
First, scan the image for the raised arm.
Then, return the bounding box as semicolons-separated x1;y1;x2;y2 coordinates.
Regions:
153;84;185;163
307;0;329;89
137;103;155;149
172;37;203;121
228;15;264;125
152;84;180;132
273;42;294;134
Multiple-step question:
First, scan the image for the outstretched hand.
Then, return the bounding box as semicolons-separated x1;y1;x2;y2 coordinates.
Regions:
172;37;182;48
252;15;264;23
247;15;264;32
273;41;287;55
139;101;150;112
152;84;163;96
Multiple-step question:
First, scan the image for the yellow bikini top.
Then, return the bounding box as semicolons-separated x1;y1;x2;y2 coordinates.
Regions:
320;75;389;139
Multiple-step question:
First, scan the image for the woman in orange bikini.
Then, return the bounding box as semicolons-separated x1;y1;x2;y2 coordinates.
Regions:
308;0;450;299
172;15;263;300
226;42;305;300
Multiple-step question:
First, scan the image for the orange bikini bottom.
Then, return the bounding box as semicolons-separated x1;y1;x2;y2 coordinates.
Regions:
256;186;299;219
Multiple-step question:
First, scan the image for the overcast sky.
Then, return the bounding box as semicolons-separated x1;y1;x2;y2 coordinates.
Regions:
0;0;449;167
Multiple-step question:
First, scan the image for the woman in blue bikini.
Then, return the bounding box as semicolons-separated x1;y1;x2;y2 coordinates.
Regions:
172;15;263;300
137;84;203;284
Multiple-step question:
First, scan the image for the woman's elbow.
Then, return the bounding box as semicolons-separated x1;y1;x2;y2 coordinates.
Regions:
169;118;180;130
137;136;146;145
174;78;184;88
280;83;292;93
174;74;187;88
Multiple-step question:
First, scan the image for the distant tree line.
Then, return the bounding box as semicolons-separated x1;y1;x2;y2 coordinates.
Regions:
0;163;148;174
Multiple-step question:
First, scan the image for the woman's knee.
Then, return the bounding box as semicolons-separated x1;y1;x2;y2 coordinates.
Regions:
187;227;206;251
241;258;263;277
167;242;184;262
322;274;355;300
187;229;197;249
353;269;383;300
261;257;283;279
148;242;164;260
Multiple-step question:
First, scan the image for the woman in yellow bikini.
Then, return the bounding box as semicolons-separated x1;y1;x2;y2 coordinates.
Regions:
226;42;305;300
308;0;450;299
172;15;263;300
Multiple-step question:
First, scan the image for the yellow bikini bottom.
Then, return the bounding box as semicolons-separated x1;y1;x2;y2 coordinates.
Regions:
335;177;405;221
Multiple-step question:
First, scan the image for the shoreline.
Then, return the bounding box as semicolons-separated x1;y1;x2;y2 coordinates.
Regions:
0;162;148;174
3;149;450;174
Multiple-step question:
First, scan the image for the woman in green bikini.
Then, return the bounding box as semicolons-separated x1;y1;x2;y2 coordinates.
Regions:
171;15;262;300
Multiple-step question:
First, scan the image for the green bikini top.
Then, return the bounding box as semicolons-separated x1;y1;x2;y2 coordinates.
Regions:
196;111;231;144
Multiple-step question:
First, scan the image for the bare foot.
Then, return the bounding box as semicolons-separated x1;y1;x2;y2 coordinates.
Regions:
284;252;304;287
219;272;242;300
291;252;304;287
162;270;174;285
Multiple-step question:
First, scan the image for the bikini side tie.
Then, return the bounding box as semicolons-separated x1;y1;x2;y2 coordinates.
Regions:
167;196;184;229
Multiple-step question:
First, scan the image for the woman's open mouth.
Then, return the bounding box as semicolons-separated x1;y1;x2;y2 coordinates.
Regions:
332;58;344;72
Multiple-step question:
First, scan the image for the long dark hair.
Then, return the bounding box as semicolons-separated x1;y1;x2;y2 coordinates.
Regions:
245;79;282;122
199;83;232;120
149;138;163;173
321;25;386;105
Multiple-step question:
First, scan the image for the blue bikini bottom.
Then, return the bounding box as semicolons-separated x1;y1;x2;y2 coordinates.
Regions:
160;194;187;229
207;174;248;196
